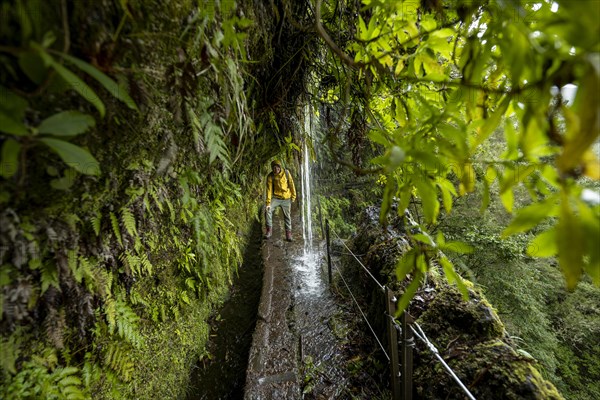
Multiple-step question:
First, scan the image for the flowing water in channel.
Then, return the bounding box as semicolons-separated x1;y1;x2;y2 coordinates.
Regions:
291;107;349;397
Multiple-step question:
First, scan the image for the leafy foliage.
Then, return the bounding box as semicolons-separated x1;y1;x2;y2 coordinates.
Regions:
312;0;599;294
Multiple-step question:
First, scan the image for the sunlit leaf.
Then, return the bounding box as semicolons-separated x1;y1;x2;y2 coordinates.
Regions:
415;177;439;223
439;256;468;300
527;228;557;258
556;197;584;290
395;270;423;317
396;249;416;282
439;241;473;254
502;196;559;237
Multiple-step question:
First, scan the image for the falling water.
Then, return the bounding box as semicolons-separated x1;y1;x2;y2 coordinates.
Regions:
296;104;320;295
301;105;314;253
301;142;313;252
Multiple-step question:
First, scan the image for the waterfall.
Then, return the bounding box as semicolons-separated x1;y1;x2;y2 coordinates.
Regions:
301;106;313;253
295;104;321;295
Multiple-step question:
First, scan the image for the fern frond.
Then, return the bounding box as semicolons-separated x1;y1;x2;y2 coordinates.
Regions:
140;254;153;276
165;197;175;223
89;266;109;298
205;122;230;166
120;251;141;276
103;342;134;382
111;298;143;347
150;189;163;213
41;262;60;294
110;212;123;247
120;207;137;237
105;298;117;335
90;211;101;236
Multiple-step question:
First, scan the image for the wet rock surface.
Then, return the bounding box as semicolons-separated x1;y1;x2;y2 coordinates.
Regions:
349;206;564;400
244;215;353;399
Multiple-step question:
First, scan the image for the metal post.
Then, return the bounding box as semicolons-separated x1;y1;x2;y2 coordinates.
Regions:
386;287;401;400
401;312;413;400
326;219;332;284
317;196;325;240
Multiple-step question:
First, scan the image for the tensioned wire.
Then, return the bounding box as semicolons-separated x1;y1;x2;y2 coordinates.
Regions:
330;258;390;361
329;225;476;399
329;226;386;292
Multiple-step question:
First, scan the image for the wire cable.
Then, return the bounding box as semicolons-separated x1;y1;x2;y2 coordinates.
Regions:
410;322;477;400
331;260;390;361
329;227;386;292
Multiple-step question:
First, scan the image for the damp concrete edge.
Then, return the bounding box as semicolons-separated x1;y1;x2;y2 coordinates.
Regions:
244;221;302;400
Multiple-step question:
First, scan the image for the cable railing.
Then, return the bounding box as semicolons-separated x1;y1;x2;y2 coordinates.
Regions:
325;220;477;400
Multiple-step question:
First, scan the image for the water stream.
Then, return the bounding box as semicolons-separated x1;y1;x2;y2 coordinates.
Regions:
291;106;349;397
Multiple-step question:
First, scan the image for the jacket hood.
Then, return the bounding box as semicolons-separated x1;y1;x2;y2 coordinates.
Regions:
271;160;282;168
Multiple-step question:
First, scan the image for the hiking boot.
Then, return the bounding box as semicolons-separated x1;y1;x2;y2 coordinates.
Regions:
264;226;272;239
285;230;293;242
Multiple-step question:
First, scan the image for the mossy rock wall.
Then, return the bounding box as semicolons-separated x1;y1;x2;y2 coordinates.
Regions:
0;0;309;398
348;207;563;400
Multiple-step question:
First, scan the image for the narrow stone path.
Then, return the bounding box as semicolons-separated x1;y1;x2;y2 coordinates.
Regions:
244;213;350;399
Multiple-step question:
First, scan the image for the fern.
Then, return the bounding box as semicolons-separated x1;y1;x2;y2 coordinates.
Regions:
105;298;117;335
40;261;60;295
110;212;123;247
204;118;230;166
140;253;153;276
90;211;101;237
120;207;137;237
67;249;82;283
119;251;140;276
88;265;110;298
105;296;143;347
103;342;134;382
53;366;86;400
0;335;20;375
165;197;175;223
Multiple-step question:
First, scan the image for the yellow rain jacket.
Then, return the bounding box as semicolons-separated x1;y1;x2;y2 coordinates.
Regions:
266;160;296;206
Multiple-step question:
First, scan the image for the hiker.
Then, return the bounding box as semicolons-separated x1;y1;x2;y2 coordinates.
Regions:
265;160;296;241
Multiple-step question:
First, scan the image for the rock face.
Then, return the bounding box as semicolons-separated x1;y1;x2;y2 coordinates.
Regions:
348;206;563;400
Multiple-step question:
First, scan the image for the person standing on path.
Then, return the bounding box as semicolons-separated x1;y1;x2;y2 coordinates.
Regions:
265;160;296;241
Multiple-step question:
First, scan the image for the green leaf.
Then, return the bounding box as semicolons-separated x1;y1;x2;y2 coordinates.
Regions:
0;85;29;119
412;233;434;246
439;256;468;300
396;249;416;282
50;60;106;117
110;212;123;247
502;196;559;237
436;177;456;213
500;188;514;213
39;138;100;176
527;228;557;258
38;111;96;137
395;270;423;317
18;51;48;84
380;174;395;225
556;198;584;290
439;241;474;254
41;263;60;294
59;53;139;112
1;139;21;178
471;95;510;149
414;177;439;223
0;111;28;136
579;200;600;285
